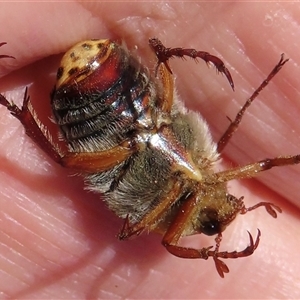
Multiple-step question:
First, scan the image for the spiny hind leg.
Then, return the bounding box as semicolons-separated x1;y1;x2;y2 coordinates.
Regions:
217;54;289;153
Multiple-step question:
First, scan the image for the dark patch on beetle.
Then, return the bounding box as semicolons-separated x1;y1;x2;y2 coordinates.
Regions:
56;66;64;80
82;43;92;50
97;43;104;49
68;67;79;77
70;52;80;63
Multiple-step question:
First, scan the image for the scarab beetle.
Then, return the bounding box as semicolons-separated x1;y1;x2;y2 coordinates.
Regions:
0;39;298;278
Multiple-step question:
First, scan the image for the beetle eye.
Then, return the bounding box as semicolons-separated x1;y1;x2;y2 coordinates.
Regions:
200;209;221;236
201;219;221;236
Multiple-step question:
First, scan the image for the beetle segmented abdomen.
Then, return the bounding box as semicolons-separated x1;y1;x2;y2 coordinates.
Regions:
51;40;157;152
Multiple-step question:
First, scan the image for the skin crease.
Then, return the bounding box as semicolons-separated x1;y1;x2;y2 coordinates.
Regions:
0;1;300;299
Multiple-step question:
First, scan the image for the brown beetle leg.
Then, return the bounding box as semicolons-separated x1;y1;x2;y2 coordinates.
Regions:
118;180;183;240
156;63;174;114
162;193;204;257
207;230;261;278
149;38;234;90
0;88;63;162
207;155;300;184
0;89;136;172
61;141;135;173
217;54;289;153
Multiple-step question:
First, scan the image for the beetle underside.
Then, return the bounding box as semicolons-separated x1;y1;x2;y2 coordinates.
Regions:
0;39;298;278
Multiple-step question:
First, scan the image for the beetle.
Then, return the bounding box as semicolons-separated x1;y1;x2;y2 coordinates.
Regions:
0;39;298;277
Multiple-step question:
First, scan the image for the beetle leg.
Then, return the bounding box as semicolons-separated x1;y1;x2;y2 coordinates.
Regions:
0;89;137;172
162;193;209;259
207;155;300;184
0;88;63;162
118;180;183;239
208;230;261;278
60;140;135;173
156;63;174;114
217;54;289;153
149;38;234;90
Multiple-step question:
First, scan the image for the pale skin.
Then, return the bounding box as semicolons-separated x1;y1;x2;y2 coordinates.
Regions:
0;2;300;298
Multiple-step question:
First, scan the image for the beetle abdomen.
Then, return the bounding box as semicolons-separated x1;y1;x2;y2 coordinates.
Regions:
51;39;157;153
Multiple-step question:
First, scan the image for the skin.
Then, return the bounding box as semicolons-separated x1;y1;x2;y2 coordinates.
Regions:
0;2;300;298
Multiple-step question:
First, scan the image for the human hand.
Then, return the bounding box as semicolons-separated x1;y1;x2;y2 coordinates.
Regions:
0;2;299;298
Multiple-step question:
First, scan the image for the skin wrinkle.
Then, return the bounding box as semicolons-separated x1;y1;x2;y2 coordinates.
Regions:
0;230;56;276
1;180;103;269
